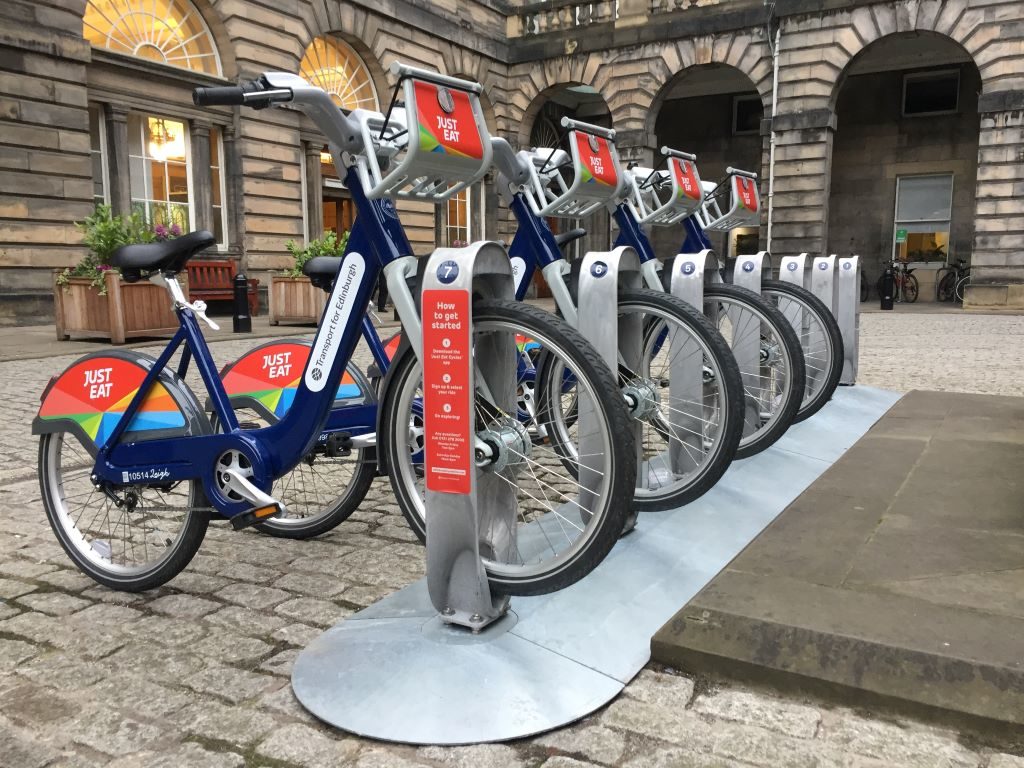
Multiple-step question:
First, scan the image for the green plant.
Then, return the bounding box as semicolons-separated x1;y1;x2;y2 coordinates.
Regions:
282;230;350;278
57;205;168;294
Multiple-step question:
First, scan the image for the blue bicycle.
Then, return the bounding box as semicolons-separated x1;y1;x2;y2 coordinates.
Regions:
33;67;635;594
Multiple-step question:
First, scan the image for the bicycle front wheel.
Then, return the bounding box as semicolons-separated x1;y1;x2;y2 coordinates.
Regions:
761;280;843;422
904;274;919;303
937;271;956;302
379;299;636;597
551;289;745;511
703;284;805;458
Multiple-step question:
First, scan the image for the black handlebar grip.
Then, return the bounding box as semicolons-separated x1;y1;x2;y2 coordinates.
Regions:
192;86;246;106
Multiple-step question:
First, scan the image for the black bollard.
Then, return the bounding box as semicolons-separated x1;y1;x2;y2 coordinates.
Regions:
233;272;252;333
880;266;895;311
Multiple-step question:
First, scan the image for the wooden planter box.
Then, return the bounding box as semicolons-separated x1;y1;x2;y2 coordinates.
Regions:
269;275;326;325
54;270;185;345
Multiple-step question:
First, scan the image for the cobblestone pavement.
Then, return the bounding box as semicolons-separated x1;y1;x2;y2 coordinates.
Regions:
2;310;1024;768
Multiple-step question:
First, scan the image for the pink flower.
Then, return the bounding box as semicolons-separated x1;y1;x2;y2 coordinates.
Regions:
97;264;111;271
170;223;182;237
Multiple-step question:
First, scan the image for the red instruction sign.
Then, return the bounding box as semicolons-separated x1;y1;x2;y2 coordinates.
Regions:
422;289;473;495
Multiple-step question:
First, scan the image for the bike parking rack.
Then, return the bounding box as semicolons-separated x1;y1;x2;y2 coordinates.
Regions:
576;246;644;514
836;255;860;385
420;244;516;630
668;248;721;472
811;255;839;315
778;253;824;396
732;251;771;434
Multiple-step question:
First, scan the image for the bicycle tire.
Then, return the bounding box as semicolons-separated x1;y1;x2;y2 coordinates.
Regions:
905;273;919;303
39;432;209;591
210;410;377;540
761;280;843;422
379;298;636;597
703;284;805;458
539;289;744;511
955;272;970;303
937;271;956;302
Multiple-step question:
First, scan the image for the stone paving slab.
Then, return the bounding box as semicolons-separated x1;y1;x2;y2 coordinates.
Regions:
652;389;1024;726
3;311;1024;765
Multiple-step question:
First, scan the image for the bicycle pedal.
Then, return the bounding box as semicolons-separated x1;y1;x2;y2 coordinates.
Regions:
230;503;283;531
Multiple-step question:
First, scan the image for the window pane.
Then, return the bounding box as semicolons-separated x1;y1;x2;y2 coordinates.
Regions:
89;105;105;204
128;114;144;156
169;203;189;230
149;160;168;202
300;37;378;110
733;97;762;134
82;0;222;76
166;162;188;203
896;175;952;221
147;117;186;162
904;72;959;115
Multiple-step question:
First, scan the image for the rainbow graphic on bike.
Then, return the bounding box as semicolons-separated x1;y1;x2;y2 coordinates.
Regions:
36;356;186;447
220;341;362;419
574;132;619;188
414;81;484;160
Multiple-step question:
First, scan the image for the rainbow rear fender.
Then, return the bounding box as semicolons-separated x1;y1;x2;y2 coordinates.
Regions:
33;350;211;457
217;339;376;423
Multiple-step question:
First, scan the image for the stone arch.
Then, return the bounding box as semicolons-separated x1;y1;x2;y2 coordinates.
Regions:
828;27;982;111
639;30;774;140
506;54;609;147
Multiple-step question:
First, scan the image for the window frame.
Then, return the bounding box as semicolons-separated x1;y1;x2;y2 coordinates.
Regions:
88;103;110;207
209;126;229;249
902;69;960;118
892;172;955;262
127;112;196;231
732;94;763;136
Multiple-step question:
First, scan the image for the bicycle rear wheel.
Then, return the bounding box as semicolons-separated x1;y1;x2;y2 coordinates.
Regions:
39;432;209;591
761;280;843;422
379;299;636;597
703;284;805;458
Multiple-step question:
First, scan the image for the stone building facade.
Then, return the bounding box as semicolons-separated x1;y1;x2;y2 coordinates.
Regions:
2;0;1023;325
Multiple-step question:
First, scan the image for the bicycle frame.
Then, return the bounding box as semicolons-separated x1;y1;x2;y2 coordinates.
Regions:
91;165;417;519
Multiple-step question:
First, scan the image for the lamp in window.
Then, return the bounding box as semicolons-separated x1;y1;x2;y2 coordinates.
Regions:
148;117;186;162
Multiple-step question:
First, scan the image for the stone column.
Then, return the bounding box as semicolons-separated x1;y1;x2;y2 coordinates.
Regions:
967;93;1024;309
304;141;323;243
105;105;132;217
190;119;213;233
766;108;836;260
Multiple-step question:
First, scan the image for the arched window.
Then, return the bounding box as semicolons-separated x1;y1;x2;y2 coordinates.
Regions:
300;37;379;111
83;0;221;76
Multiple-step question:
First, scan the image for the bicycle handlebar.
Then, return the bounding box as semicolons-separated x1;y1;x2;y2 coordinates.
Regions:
387;62;484;94
559;116;615;140
660;146;696;161
725;167;758;180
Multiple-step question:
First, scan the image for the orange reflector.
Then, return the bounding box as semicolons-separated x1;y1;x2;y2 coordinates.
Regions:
253;505;279;519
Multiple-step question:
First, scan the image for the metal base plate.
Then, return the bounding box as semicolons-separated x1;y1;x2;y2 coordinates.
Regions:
292;386;902;745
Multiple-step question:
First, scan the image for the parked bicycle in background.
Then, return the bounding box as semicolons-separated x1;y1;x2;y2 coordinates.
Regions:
877;259;918;303
937;258;970;303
